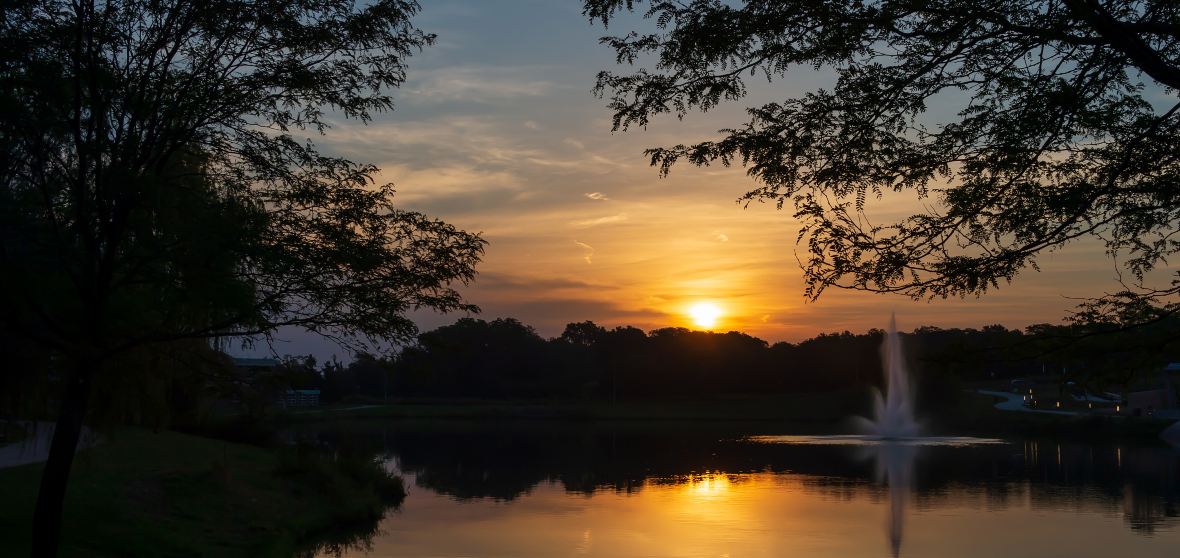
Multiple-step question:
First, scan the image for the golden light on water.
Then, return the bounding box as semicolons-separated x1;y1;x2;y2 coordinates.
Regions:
685;473;732;499
335;468;1180;558
687;302;723;329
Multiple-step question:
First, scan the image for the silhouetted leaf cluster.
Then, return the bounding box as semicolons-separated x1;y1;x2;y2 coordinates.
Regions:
584;0;1180;322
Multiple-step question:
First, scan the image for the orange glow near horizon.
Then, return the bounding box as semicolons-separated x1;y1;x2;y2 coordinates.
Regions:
374;88;1116;344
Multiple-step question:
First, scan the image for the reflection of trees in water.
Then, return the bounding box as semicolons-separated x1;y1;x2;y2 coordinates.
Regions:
1125;485;1180;534
1121;448;1180;533
808;439;1180;534
292;514;380;558
293;421;1180;534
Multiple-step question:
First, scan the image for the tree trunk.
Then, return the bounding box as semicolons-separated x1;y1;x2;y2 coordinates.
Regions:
30;362;93;558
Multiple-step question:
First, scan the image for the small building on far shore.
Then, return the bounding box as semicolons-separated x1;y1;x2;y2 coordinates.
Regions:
231;357;279;371
280;389;321;408
228;356;320;409
1125;363;1180;419
1127;389;1168;417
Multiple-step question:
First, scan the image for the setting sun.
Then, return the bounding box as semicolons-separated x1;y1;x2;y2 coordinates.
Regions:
688;302;723;329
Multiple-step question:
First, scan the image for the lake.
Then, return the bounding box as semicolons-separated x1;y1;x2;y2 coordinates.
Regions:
295;420;1180;558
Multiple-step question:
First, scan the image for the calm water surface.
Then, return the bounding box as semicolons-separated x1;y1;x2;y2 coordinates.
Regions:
300;421;1180;558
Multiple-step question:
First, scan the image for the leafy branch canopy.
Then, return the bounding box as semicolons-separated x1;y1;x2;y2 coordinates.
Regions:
585;0;1180;324
1;0;484;358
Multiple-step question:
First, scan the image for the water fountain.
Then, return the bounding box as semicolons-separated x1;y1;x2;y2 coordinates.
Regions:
852;313;921;439
861;314;918;556
749;314;1003;556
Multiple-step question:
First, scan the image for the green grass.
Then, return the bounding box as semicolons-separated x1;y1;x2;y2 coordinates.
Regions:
0;429;403;557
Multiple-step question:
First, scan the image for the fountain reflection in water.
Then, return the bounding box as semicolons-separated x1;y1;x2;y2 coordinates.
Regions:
861;314;919;557
758;315;939;556
750;316;1001;459
861;440;918;557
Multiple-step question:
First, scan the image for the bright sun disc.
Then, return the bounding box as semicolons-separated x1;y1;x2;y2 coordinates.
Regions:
688;302;722;329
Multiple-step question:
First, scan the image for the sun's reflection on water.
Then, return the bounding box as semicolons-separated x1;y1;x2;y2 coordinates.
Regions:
684;473;732;499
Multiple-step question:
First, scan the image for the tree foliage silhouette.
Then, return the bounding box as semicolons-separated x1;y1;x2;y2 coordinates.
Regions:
583;0;1180;324
0;1;483;553
311;315;1174;414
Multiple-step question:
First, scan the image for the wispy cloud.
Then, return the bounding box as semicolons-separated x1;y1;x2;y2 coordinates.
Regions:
473;272;613;293
406;66;558;103
585;192;609;201
574;240;595;264
572;213;628;228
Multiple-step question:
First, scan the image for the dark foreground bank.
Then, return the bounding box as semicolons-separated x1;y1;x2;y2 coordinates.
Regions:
0;429;404;557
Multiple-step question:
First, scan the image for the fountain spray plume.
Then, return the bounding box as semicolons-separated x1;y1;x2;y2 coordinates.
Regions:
852;314;922;557
854;313;922;439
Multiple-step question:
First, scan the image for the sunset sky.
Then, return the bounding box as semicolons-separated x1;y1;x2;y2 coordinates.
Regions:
263;0;1132;359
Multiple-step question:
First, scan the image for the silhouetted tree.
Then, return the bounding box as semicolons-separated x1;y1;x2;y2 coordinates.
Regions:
560;321;609;347
87;340;234;429
397;318;562;398
584;0;1180;324
597;325;648;400
277;356;322;393
1;1;483;553
319;353;395;404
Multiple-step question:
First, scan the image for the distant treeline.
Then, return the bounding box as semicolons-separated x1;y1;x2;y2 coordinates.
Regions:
278;317;1180;408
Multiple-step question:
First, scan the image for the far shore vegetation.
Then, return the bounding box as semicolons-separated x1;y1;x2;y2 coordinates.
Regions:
266;316;1180;420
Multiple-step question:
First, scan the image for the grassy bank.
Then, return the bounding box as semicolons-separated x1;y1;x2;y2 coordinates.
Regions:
0;429;403;557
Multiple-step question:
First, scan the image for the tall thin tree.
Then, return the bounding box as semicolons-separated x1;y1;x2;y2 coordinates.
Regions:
0;1;484;554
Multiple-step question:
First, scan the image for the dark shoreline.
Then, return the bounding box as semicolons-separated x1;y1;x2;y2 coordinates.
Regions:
0;429;404;557
275;390;1175;443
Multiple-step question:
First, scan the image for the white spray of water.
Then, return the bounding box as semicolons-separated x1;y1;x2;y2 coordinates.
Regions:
854;313;922;438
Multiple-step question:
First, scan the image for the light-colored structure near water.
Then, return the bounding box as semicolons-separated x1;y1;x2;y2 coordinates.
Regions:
229;357;321;408
1126;363;1180;419
280;389;321;408
232;356;279;371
